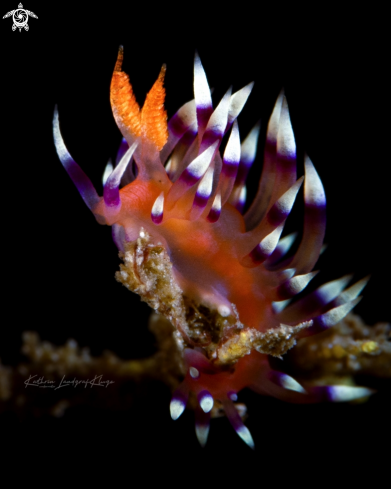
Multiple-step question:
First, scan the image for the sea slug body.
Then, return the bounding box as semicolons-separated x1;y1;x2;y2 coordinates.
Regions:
54;47;373;448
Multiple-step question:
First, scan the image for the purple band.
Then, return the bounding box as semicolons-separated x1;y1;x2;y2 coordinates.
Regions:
249;244;270;265
207;207;221;223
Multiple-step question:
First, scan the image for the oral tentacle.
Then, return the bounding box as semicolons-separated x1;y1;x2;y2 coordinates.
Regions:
114;138;136;187
102;159;113;186
53;107;100;211
103;140;139;214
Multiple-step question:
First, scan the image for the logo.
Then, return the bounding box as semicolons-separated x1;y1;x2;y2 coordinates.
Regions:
3;3;38;31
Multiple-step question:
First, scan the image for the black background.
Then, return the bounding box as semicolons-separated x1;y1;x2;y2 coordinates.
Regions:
1;1;389;481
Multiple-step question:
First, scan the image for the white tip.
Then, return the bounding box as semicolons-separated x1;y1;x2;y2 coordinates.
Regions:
236;425;255;449
228;82;254;126
238;185;247;205
277;96;296;159
276;232;298;256
304;155;326;207
317;274;353;303
272;299;292;313
272;177;304;216
165;156;172;172
320;298;361;328
53;106;69;163
223;120;241;165
151;191;164;218
189;367;200;379
196;165;214;199
203;87;232;138
187;141;219;180
102;160;113;186
195;423;210;448
106;140;138;191
194;52;212;110
199;393;214;413
211;192;222;212
170;398;186;420
280;373;306;393
259;225;284;256
267;90;283;144
336;276;370;304
328;385;374;402
241;121;261;165
285;271;318;296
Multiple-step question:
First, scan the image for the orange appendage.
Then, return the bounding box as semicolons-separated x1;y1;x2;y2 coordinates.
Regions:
110;48;141;138
110;47;168;151
110;71;141;137
141;65;168;151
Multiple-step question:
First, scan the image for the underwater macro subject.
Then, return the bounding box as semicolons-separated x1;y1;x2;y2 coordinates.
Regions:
52;46;379;448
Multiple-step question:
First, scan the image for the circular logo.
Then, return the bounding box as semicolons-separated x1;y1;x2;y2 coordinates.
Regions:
12;8;28;29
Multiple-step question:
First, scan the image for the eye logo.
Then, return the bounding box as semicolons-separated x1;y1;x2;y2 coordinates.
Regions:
2;3;38;31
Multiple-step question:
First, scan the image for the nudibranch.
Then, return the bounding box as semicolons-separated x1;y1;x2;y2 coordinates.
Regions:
54;47;373;448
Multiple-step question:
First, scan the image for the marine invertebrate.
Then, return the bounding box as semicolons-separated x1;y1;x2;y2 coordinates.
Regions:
53;47;374;448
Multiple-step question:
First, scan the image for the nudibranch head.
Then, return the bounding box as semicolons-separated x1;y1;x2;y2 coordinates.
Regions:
54;47;373;448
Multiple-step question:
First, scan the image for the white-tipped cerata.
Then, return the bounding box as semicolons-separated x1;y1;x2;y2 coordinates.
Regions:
102;159;114;186
198;391;214;413
151;191;165;224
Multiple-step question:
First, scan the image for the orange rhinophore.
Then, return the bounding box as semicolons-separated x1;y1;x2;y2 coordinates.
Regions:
110;46;142;139
141;64;168;151
110;46;168;151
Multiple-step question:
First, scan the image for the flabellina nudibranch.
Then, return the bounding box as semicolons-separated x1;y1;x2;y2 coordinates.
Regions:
53;47;373;448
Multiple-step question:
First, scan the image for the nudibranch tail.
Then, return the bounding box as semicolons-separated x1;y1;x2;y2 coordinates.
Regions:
54;48;373;449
